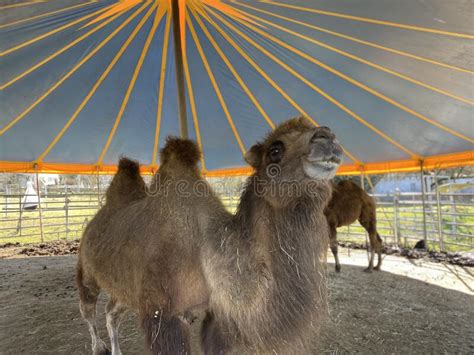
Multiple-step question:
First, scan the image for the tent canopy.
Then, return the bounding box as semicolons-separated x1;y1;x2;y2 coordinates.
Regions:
1;0;473;175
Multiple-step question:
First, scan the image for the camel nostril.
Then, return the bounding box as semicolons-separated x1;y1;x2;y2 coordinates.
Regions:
333;142;343;157
311;128;335;142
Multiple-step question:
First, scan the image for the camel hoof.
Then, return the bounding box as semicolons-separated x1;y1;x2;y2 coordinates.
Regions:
363;267;373;273
374;266;381;271
335;265;341;273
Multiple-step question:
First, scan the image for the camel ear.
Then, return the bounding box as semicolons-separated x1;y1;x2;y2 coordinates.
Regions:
244;143;264;168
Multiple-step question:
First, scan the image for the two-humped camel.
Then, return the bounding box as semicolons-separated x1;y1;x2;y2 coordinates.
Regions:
77;117;343;354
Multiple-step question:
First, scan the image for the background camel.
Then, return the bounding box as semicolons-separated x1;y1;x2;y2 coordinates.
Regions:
77;117;343;354
325;180;382;272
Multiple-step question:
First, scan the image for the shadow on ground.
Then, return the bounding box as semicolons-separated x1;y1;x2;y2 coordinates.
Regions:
0;255;473;354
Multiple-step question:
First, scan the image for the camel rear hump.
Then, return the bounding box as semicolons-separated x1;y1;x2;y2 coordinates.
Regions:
105;157;146;208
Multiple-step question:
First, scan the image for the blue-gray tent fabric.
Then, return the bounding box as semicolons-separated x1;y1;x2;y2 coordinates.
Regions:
0;0;472;172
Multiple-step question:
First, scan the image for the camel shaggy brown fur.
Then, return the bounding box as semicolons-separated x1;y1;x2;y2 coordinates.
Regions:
325;180;382;272
77;117;343;354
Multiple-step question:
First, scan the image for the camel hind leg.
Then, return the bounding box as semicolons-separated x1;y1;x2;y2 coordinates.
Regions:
374;233;383;270
76;263;110;355
359;214;382;272
328;223;341;272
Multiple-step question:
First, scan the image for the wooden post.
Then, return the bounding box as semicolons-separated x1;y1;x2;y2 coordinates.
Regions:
171;0;188;138
34;165;44;243
420;161;428;248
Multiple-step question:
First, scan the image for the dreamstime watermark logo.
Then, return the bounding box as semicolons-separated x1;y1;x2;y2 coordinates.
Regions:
266;163;281;178
146;175;213;198
144;169;326;200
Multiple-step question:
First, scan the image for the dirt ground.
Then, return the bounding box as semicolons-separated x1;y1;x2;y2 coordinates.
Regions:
0;248;473;354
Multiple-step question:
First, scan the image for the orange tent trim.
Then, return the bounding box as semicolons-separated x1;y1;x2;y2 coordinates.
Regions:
0;151;472;176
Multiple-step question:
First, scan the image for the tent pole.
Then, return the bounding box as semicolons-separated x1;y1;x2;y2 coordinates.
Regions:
420;160;428;248
171;0;188;138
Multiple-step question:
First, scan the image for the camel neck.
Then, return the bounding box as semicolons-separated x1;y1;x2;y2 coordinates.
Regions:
205;177;328;350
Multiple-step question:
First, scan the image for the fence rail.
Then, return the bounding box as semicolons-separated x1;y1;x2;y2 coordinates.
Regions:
0;191;101;243
0;184;472;251
337;191;473;251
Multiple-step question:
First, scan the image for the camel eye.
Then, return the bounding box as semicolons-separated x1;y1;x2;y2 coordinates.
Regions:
268;141;284;163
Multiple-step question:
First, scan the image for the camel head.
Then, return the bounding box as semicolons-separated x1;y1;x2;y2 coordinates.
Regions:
244;117;343;206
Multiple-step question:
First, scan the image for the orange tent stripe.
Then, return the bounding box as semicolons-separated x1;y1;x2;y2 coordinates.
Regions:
1;151;472;176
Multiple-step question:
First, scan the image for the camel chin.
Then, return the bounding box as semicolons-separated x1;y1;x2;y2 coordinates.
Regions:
302;159;340;180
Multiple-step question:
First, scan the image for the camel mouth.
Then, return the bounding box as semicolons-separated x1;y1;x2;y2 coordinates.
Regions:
306;156;342;165
302;155;342;179
309;159;341;172
312;160;340;170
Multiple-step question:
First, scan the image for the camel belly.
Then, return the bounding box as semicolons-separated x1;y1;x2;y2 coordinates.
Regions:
336;205;363;227
172;265;209;314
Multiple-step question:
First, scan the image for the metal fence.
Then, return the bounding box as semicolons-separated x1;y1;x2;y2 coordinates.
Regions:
0;190;102;243
338;191;474;251
1;181;473;252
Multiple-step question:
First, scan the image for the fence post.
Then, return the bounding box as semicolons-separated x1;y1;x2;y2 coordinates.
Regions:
65;188;69;241
449;184;457;236
96;167;101;208
18;196;22;236
393;190;400;247
34;165;44;243
419;161;428;248
360;170;371;261
4;188;8;219
435;187;444;251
